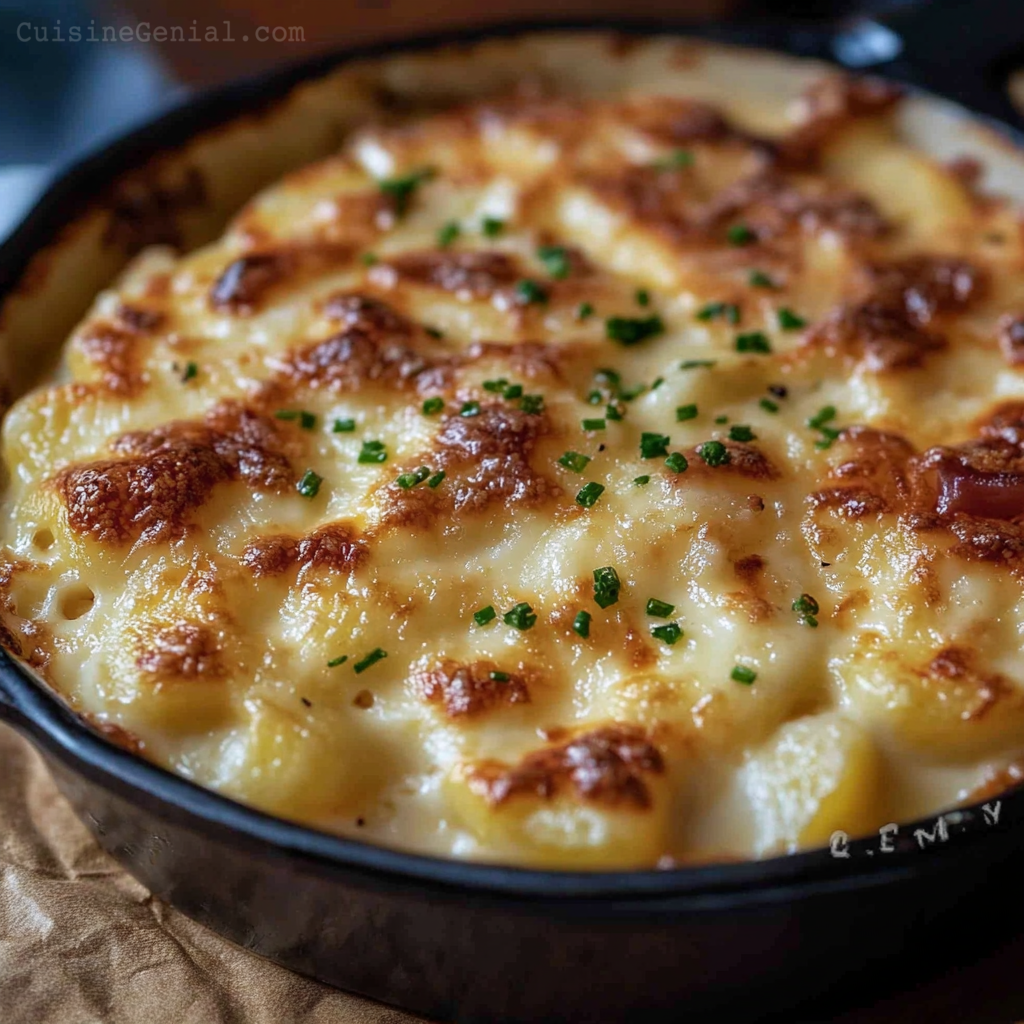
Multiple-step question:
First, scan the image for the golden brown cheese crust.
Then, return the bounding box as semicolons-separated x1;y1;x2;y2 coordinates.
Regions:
7;36;1024;868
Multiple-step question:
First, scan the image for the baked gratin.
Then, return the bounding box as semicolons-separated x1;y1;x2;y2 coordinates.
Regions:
4;34;1024;869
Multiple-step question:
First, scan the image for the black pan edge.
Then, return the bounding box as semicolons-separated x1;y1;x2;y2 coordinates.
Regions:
2;16;1024;905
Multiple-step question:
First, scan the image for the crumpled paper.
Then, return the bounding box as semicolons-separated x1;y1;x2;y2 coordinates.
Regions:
0;725;422;1024
4;722;1024;1024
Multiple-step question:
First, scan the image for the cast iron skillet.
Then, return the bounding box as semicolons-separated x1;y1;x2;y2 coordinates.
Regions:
3;4;1024;1022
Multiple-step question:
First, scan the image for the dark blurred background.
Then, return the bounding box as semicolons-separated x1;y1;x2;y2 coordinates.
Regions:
0;0;939;241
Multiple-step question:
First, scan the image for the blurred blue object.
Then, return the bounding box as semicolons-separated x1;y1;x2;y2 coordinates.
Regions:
0;0;180;241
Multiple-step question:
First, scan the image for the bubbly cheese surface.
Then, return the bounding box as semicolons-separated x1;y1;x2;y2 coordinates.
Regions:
5;36;1024;868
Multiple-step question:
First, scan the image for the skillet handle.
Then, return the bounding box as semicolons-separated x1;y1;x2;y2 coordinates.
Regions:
0;652;32;731
830;0;1024;131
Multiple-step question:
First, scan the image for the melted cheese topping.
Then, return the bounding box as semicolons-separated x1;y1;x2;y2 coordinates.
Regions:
5;42;1024;868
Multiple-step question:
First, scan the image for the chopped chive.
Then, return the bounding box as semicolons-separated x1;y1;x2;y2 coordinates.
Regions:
422;397;444;416
481;216;505;237
593;566;621;608
651;148;694;171
504;383;524;400
749;269;777;289
697;440;731;466
576;482;605;508
577;301;595;321
640;432;670;459
573;610;592;637
515;278;548;305
759;398;779;414
736;331;772;354
327;655;348;668
731;665;757;685
807;406;837;430
333;417;356;432
606;315;665;345
482;378;509;393
696;302;739;324
680;359;716;370
396;472;419;489
594;368;622;391
437;220;460;248
299;411;316;430
424;326;444;339
651;376;666;390
181;361;198;382
427;470;446;488
460;400;481;417
646;598;675;618
777;307;807;330
537;245;571;279
634;474;651;486
503;602;537;630
676;404;698;422
651;623;683;645
490;670;510;682
728;424;756;442
620;383;646;401
559;451;591;472
360;252;379;266
793;592;820;626
635;288;650;307
520;394;544;414
297;469;323;498
665;452;689;474
358;439;388;464
275;409;299;421
727;222;757;246
587;390;603;405
474;605;496;626
715;415;729;424
378;166;436;216
606;403;624;421
582;418;606;431
354;647;387;674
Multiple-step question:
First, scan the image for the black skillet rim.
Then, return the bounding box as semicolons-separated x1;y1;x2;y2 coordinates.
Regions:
1;16;1022;903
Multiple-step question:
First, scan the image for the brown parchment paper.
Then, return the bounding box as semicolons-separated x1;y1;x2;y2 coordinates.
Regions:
3;720;1024;1024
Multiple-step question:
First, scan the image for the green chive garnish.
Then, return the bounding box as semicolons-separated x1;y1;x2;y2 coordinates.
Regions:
698;440;731;466
297;469;323;498
582;418;606;431
731;665;757;685
606;315;665;345
777;308;807;330
460;401;481;417
665;452;688;474
437;220;460;248
358;440;388;464
651;623;683;645
651;148;694;171
360;252;379;266
728;425;756;442
646;598;675;618
577;301;594;321
379;166;436;216
676;404;698;422
793;593;820;627
474;605;496;626
537;245;570;279
396;466;431;489
640;432;670;459
481;216;505;237
427;471;446;488
759;398;779;413
593;566;621;608
573;610;591;637
482;378;508;393
680;359;716;370
503;602;537;630
635;288;650;307
559;451;591;472
576;482;605;508
808;406;837;429
634;474;651;486
327;655;348;668
333;417;356;432
422;397;444;415
749;270;777;289
696;302;740;325
275;409;299;421
515;279;548;305
181;361;198;382
736;331;772;354
727;223;756;246
606;403;624;421
520;394;544;414
354;647;387;673
490;671;510;682
504;383;524;400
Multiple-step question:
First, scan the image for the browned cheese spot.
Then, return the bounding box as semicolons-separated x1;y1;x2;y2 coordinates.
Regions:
369;249;521;301
377;403;559;528
55;402;295;546
810;427;915;519
74;325;146;396
806;255;986;371
917;646;1019;723
240;522;366;578
136;622;225;680
411;658;530;717
467;724;664;809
